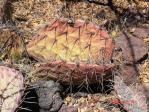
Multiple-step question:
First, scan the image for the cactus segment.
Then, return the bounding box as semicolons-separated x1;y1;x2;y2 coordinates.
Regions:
27;18;115;84
0;29;22;62
32;61;115;85
0;66;24;112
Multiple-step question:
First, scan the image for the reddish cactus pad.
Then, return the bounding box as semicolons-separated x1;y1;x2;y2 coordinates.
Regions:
0;66;24;112
27;18;115;84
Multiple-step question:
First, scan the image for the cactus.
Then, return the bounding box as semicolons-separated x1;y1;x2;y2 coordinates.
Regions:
0;28;22;62
0;66;24;112
27;18;115;85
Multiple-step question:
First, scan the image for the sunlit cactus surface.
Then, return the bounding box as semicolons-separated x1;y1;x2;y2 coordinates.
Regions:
27;18;115;85
0;66;24;112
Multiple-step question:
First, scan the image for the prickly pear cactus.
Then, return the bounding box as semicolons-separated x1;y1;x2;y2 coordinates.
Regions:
27;18;115;85
0;28;22;62
0;66;24;112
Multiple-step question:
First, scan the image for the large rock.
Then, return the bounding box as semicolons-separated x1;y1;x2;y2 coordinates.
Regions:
32;81;63;112
114;32;148;63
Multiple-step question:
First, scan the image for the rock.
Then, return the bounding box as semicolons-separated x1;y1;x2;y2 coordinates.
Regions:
32;80;63;112
114;75;148;112
132;27;149;39
115;64;139;85
114;32;148;63
58;105;78;112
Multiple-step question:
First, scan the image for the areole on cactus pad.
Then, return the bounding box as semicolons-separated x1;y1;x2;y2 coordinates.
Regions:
0;66;24;112
27;18;115;85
